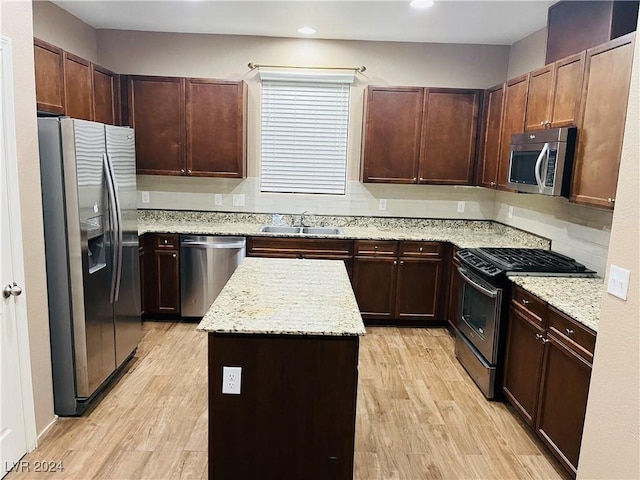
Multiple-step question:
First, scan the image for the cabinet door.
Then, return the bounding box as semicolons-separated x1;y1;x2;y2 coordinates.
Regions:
154;249;180;314
479;83;505;188
360;86;424;183
92;64;119;125
549;52;585;128
524;65;554;131
34;38;65;114
571;34;635;209
186;79;246;177
496;74;529;190
419;89;480;185
536;334;592;476
128;76;185;175
63;53;93;121
395;258;442;321
352;257;397;319
502;306;545;427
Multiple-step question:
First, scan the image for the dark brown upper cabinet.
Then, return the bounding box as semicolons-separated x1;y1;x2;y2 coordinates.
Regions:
496;74;529;191
361;86;481;185
571;33;635;209
546;1;639;64
127;76;186;175
525;52;586;131
92;64;119;126
360;86;424;183
63;52;93;121
127;75;247;177
186;78;247;178
419;89;480;185
34;38;65;114
478;83;505;188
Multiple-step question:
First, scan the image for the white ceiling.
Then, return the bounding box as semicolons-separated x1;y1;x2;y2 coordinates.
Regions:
52;0;555;45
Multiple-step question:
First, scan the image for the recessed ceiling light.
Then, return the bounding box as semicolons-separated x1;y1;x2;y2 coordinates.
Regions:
410;0;434;8
297;26;317;35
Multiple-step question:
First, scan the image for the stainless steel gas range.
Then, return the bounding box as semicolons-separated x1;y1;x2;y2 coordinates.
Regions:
454;248;594;399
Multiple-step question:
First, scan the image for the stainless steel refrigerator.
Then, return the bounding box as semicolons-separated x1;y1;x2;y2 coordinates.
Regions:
38;118;141;416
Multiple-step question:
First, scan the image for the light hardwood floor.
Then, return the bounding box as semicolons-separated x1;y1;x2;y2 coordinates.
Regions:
7;322;567;480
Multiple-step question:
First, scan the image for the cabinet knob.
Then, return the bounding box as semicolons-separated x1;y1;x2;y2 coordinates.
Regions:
413;177;417;182
374;245;378;251
419;177;424;182
180;169;186;175
400;260;404;265
566;328;574;335
535;333;543;340
541;338;549;344
540;121;545;126
172;253;176;258
608;198;615;203
521;298;529;305
490;182;496;187
188;169;192;175
419;247;424;252
393;260;397;265
164;239;168;244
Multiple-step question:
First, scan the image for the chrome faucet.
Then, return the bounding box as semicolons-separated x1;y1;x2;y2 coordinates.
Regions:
297;211;311;227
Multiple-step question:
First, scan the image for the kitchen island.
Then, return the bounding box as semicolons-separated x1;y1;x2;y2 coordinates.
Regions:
198;257;365;480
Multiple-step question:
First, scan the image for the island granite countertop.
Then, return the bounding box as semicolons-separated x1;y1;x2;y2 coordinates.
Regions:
197;257;366;336
508;276;604;332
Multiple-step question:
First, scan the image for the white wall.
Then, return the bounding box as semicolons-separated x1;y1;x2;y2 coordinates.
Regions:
578;21;640;479
1;0;55;436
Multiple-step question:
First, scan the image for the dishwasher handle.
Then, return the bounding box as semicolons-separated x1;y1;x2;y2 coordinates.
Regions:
181;241;246;249
180;236;246;250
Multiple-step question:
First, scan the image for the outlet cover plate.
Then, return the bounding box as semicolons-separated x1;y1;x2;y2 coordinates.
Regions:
214;194;223;206
607;265;630;300
141;191;150;204
378;199;387;211
232;194;245;207
222;366;242;395
457;201;465;213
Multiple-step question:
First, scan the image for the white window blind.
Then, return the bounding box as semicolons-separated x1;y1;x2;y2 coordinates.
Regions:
260;79;350;195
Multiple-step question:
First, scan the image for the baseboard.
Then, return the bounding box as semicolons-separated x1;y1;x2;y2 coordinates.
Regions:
34;415;58;449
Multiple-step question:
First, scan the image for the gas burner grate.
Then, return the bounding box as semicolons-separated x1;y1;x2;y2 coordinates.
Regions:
476;248;587;272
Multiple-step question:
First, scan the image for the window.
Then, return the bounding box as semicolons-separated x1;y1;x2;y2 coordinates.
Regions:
259;70;353;195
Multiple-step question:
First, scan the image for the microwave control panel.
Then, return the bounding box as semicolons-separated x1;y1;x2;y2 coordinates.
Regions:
545;150;558;186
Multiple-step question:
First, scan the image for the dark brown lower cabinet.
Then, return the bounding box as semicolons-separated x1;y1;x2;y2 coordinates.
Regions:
155;250;180;313
536;333;592;476
209;333;359;480
143;233;180;315
352;256;397;319
395;257;442;320
503;287;595;478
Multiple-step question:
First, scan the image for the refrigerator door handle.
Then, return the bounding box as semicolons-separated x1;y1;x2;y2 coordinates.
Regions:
105;153;124;302
103;153;119;304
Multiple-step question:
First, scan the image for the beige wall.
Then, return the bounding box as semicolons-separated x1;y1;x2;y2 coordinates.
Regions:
32;0;97;62
578;21;640;480
1;0;55;435
507;27;547;79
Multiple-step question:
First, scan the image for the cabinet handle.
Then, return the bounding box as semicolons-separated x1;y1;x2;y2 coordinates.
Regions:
413;177;417;182
541;338;549;344
419;177;424;182
374;245;378;251
400;260;404;265
566;328;574;335
180;168;186;175
164;239;168;244
490;182;496;187
535;333;543;340
172;253;176;258
393;260;397;265
188;169;192;175
540;121;545;126
419;247;424;252
608;198;615;204
521;298;529;305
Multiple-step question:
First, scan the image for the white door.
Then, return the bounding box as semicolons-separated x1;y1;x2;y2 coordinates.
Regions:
0;35;33;477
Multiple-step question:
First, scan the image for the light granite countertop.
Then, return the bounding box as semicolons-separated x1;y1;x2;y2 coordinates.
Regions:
197;257;366;336
508;276;604;332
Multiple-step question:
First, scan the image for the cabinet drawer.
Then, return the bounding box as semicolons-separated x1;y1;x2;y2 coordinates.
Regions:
511;285;547;324
155;233;179;249
399;241;442;257
354;240;398;256
548;307;596;362
247;237;353;258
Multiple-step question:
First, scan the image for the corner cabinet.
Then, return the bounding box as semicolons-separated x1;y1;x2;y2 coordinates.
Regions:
503;285;596;478
126;75;247;178
478;83;505;188
361;86;481;185
571;33;635;209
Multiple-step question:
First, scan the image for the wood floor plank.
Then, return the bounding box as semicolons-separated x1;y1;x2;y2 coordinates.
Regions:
7;323;568;480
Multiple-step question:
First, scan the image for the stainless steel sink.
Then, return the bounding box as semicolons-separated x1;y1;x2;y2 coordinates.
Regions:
301;226;344;235
259;225;344;236
260;226;303;234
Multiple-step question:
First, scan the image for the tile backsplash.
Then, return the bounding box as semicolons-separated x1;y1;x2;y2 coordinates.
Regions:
137;175;613;275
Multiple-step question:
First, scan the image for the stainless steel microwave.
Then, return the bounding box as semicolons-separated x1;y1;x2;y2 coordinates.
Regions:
507;127;577;197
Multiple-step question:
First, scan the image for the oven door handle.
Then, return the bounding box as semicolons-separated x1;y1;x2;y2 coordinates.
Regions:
534;142;549;194
458;268;499;299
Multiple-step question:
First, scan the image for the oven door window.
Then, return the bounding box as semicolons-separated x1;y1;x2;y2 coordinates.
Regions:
458;268;502;364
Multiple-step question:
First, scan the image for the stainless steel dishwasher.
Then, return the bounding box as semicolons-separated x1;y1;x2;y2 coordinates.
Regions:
180;235;246;317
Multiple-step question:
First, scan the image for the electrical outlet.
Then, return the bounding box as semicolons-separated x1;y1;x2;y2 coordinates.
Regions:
232;194;245;207
457;201;465;213
141;191;150;204
378;199;387;211
607;265;630;300
214;194;223;206
508;206;514;219
222;366;242;394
